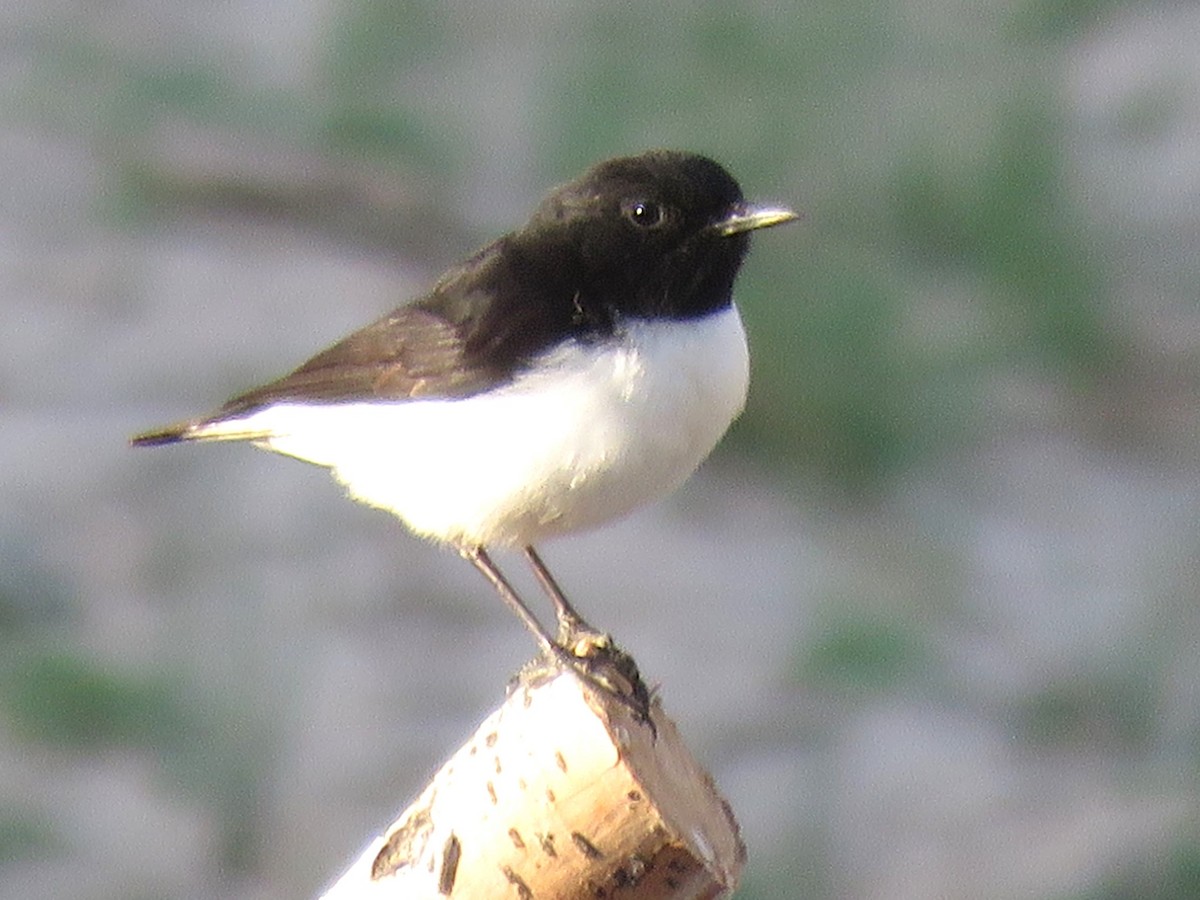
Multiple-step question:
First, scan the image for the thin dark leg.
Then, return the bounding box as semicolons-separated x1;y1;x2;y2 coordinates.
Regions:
464;546;652;727
460;546;559;658
523;547;653;729
523;545;599;644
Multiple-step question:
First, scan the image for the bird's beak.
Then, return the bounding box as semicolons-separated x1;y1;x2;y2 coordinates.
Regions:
711;202;800;236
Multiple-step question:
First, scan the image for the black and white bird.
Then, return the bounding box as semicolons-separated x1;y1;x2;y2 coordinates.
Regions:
133;149;796;664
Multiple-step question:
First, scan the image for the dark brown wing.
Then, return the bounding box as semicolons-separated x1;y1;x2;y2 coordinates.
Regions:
129;231;596;447
129;305;500;447
214;305;498;416
213;240;517;418
129;241;522;448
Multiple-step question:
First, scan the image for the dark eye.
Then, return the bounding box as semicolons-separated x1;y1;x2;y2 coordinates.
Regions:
622;199;667;229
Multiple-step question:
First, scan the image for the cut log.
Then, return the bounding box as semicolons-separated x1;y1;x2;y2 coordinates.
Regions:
319;662;744;899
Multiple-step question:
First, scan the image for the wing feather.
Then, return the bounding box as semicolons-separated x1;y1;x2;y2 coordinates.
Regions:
130;241;521;446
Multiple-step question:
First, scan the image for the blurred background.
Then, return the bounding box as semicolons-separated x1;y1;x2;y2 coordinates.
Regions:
2;1;1199;897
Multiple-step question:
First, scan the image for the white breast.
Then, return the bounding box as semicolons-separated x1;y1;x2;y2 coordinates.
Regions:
201;307;750;548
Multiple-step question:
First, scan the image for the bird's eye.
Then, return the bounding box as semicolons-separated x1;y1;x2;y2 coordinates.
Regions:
622;199;667;229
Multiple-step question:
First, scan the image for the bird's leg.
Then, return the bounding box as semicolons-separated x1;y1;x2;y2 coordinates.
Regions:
466;545;653;728
523;546;601;648
523;545;653;730
460;546;561;660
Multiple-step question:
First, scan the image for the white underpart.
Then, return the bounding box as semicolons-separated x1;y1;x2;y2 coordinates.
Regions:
191;308;750;548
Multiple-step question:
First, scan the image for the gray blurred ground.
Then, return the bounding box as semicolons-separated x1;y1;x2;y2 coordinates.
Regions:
2;3;1199;899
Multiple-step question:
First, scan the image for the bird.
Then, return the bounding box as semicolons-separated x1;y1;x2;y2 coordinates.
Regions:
132;149;797;682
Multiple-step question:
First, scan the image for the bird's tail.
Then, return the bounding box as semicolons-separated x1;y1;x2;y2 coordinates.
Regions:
129;424;191;447
130;417;268;447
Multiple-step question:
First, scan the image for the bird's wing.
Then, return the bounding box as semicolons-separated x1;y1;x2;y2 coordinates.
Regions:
219;304;503;412
131;244;518;446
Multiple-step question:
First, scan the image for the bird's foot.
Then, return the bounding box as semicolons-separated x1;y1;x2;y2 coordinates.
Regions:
541;631;655;735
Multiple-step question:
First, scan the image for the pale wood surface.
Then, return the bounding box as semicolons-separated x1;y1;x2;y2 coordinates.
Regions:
319;665;744;899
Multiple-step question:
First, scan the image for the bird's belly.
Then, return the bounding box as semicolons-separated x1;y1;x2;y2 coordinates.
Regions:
254;308;749;547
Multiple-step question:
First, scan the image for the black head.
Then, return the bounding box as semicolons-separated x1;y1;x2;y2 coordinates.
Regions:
421;151;796;380
512;150;796;323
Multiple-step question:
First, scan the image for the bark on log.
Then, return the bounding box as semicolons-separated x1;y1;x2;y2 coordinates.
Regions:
319;662;744;899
